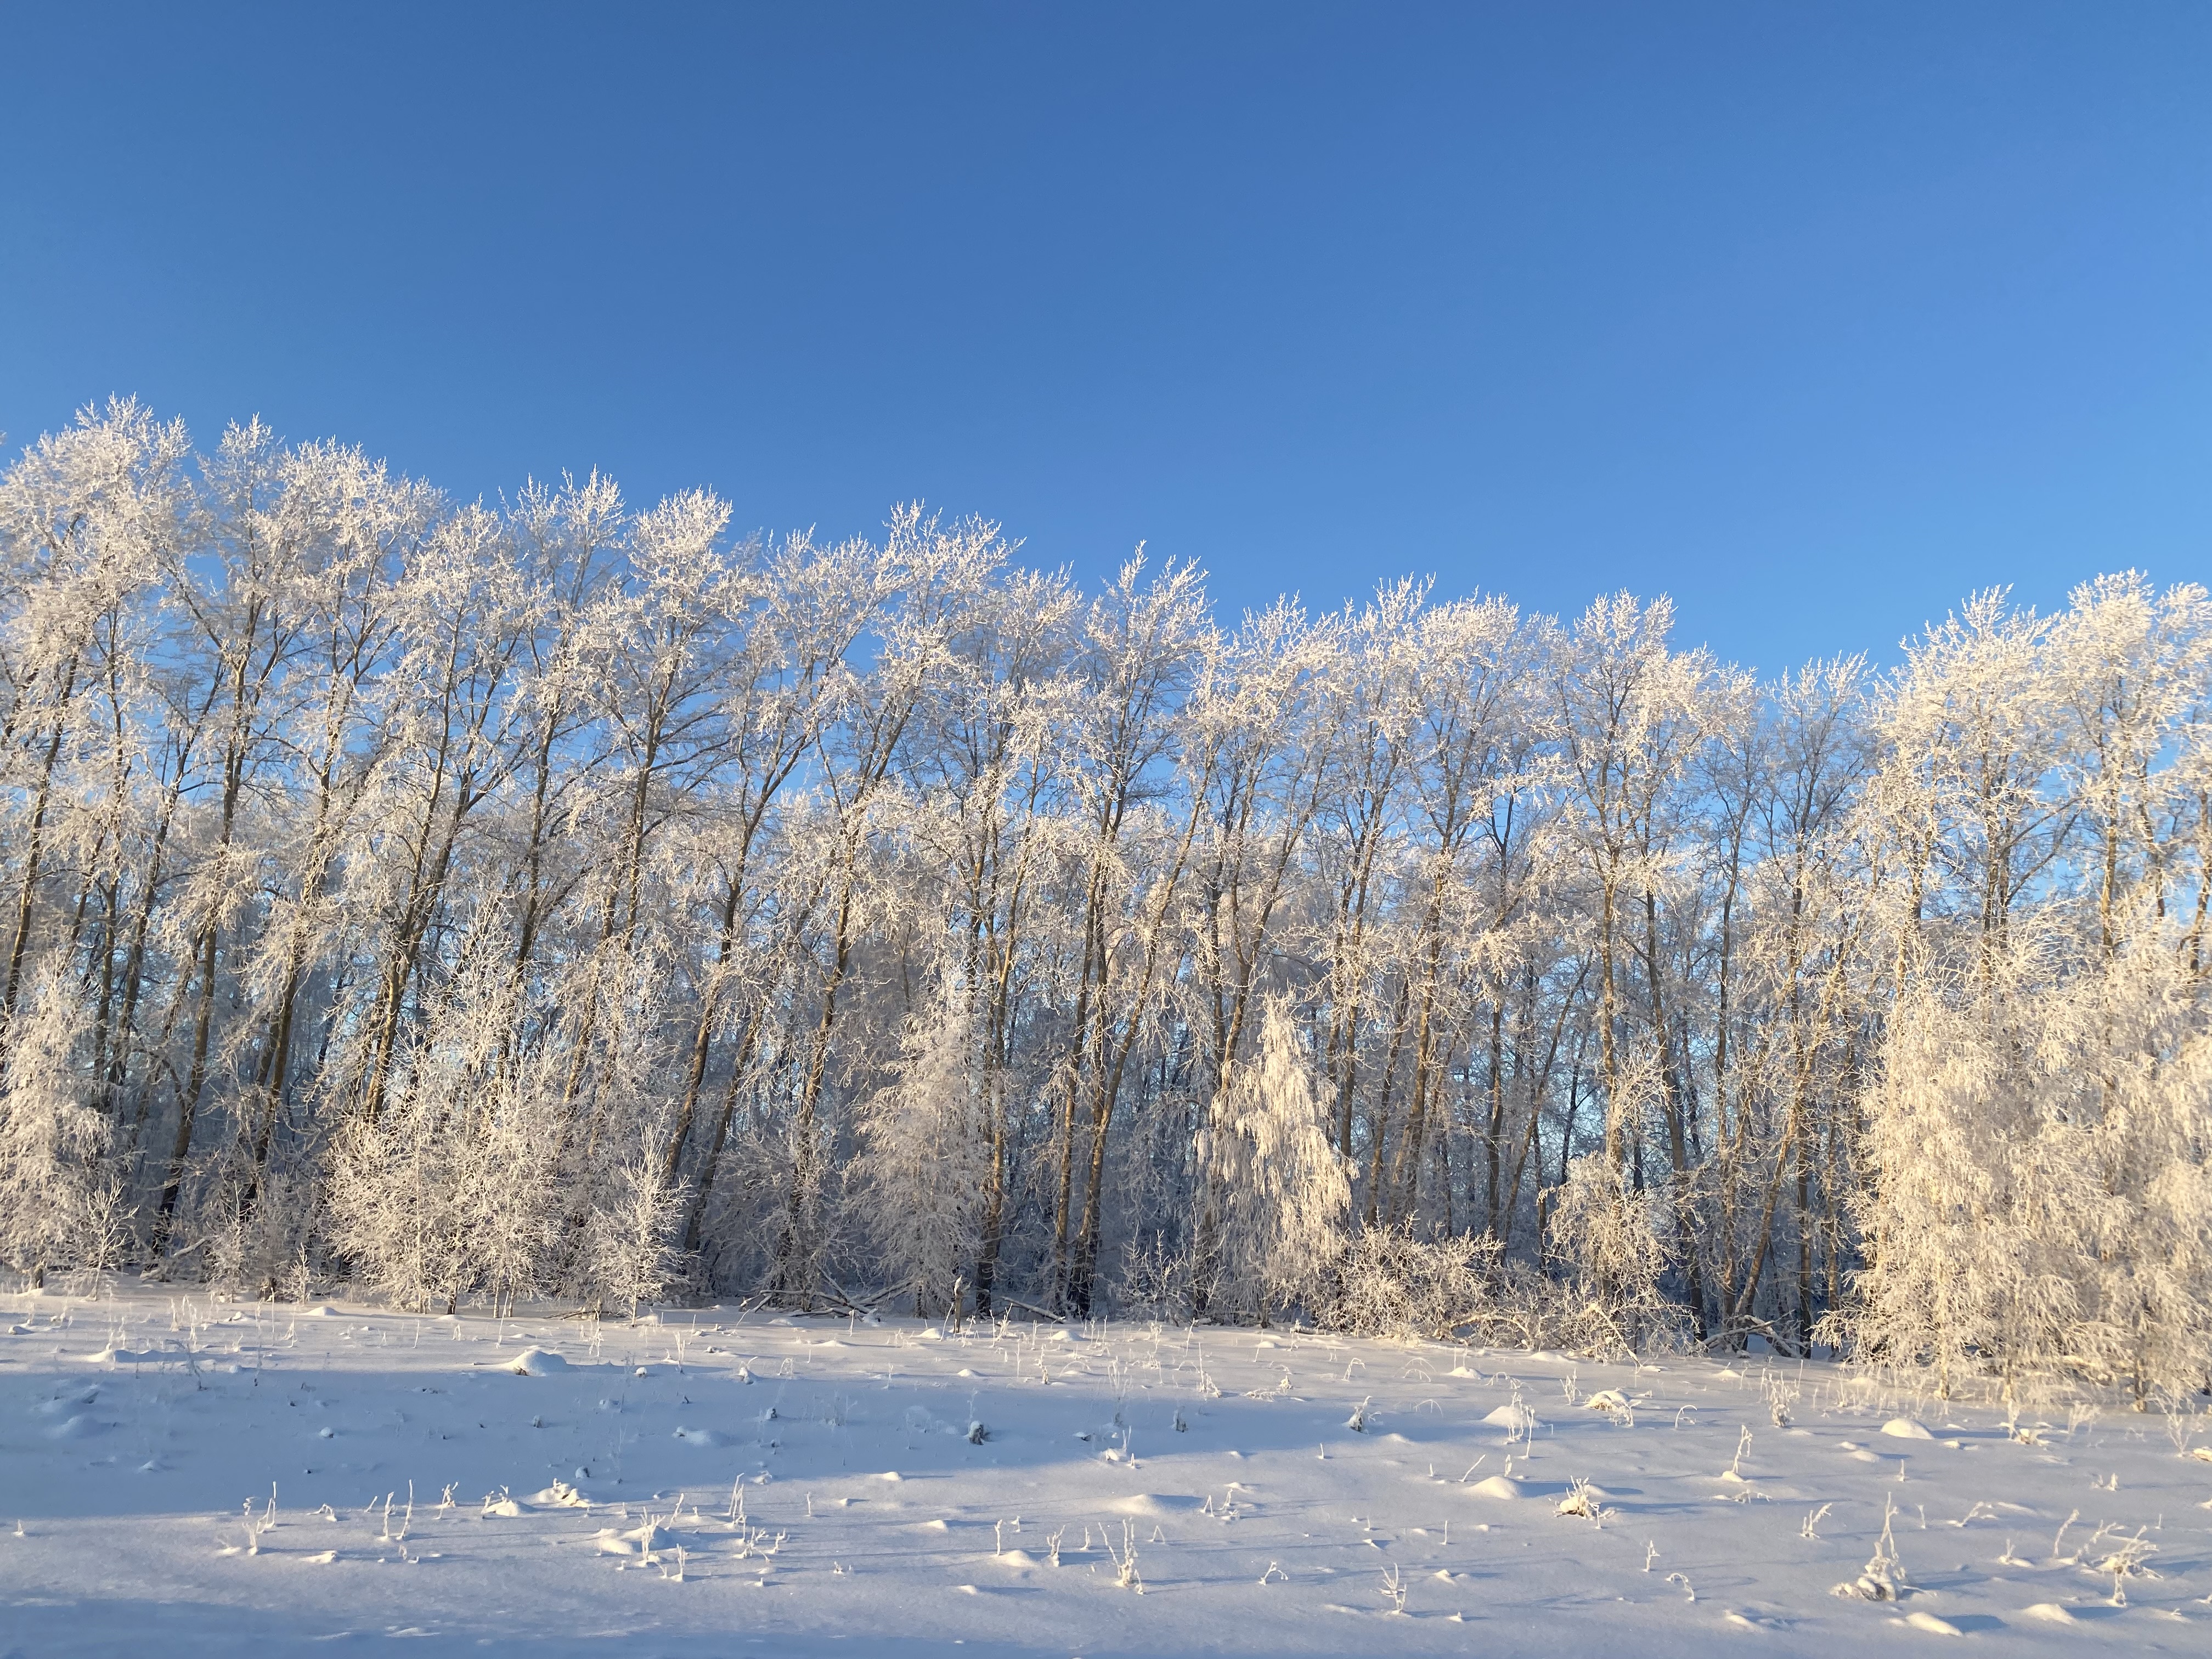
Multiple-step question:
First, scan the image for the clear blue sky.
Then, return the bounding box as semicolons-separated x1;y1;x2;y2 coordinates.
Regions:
3;4;2205;670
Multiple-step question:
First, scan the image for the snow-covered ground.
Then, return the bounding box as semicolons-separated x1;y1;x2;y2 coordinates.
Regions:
3;1284;2208;1656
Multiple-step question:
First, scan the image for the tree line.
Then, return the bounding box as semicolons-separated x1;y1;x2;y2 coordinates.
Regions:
2;402;2205;1400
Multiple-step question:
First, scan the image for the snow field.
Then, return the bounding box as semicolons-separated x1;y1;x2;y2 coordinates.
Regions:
3;1285;2210;1656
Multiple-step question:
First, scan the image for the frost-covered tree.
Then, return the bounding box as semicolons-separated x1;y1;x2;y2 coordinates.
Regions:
1199;997;1350;1319
0;399;2204;1391
585;1156;683;1323
856;967;990;1319
1547;1152;1683;1356
1847;577;2212;1399
0;963;110;1286
1852;943;2211;1403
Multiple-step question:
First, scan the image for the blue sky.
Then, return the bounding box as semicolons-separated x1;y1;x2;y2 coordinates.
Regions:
2;3;2205;670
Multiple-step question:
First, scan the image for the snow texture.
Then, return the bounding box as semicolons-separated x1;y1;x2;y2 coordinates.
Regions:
4;1284;2209;1657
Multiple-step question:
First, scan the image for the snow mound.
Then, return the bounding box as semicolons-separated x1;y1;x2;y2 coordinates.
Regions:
2023;1603;2075;1623
1107;1493;1203;1516
594;1521;664;1556
1467;1475;1526;1499
505;1347;569;1375
1881;1417;1935;1440
1482;1403;1539;1430
1583;1389;1629;1413
301;1305;339;1317
43;1414;109;1441
995;1548;1038;1567
1903;1610;1962;1635
83;1345;174;1365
